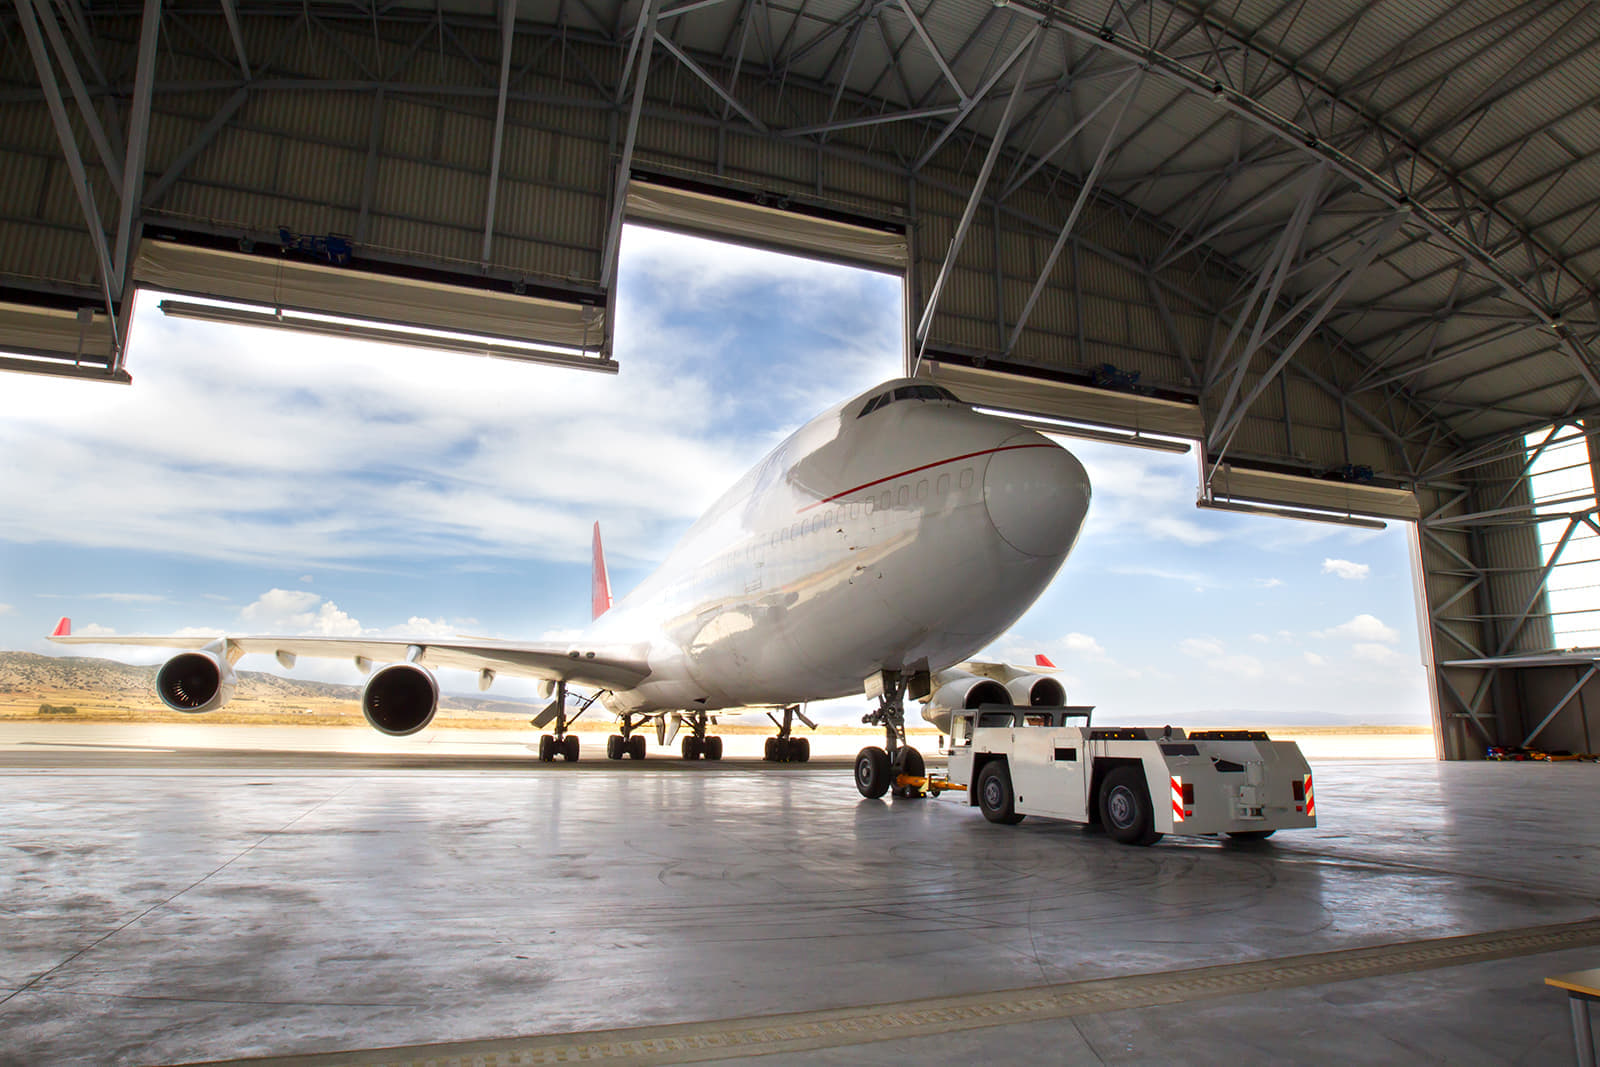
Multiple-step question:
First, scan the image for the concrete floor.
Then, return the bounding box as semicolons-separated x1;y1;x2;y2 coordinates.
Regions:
1;726;1597;1065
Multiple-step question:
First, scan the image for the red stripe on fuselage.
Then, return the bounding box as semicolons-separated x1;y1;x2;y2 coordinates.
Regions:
797;442;1055;514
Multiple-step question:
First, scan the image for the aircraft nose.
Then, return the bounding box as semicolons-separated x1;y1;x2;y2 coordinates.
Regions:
983;433;1091;558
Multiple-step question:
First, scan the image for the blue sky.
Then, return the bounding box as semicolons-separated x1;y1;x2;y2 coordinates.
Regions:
0;225;1430;726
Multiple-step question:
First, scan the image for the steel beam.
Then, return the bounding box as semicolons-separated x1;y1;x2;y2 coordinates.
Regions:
218;0;250;78
481;0;517;265
1206;165;1323;445
999;67;1141;200
894;0;966;104
599;0;657;292
784;103;960;137
33;0;122;196
1005;71;1140;355
11;0;118;335
656;34;767;132
111;0;161;300
142;85;249;207
912;24;1038;173
913;24;1042;357
1208;210;1406;451
1522;664;1597;749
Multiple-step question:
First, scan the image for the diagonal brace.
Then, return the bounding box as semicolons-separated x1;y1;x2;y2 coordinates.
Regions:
655;34;767;132
1208;209;1406;452
1005;70;1141;355
914;24;1043;354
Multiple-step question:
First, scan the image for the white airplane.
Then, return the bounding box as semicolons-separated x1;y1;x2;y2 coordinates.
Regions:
50;377;1091;798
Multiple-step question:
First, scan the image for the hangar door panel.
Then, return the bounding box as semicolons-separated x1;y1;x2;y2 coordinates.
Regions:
623;180;907;274
133;240;607;355
916;359;1203;439
1206;463;1420;523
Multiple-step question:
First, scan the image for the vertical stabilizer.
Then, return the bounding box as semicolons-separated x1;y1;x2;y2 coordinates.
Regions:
592;522;613;620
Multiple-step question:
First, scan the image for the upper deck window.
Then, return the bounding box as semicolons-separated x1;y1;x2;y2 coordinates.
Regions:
857;384;959;417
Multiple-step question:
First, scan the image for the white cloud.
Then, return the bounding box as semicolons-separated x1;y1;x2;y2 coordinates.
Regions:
75;622;117;637
1353;643;1403;664
1249;632;1271;644
1303;651;1325;666
384;617;464;638
1181;637;1225;658
1219;654;1265;680
1110;564;1219;589
300;575;314;584
1062;632;1106;658
1256;578;1283;589
1318;614;1400;643
0;603;13;616
1323;558;1370;580
1145;517;1222;546
241;589;362;636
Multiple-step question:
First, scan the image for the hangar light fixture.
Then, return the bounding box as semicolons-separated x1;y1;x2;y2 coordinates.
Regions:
158;299;616;374
1196;497;1387;531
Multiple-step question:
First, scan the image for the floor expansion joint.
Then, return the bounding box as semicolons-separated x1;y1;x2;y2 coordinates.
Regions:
194;916;1600;1066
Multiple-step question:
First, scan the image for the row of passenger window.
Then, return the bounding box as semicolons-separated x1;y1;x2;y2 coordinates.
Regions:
766;466;977;545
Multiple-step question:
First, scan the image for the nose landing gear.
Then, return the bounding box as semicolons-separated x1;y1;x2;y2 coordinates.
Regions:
854;671;925;799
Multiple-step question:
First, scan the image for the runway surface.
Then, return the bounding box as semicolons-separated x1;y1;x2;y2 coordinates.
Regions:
2;723;1596;1064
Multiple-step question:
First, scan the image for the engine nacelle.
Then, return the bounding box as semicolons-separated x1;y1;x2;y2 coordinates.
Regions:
1006;673;1066;707
156;650;237;713
362;662;439;736
921;670;1012;735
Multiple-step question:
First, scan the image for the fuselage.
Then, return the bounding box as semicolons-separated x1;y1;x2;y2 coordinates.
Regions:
588;379;1091;714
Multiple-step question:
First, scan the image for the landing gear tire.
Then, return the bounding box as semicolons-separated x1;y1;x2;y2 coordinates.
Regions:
561;735;580;762
703;736;723;761
791;736;809;763
538;735;554;762
1099;766;1161;846
891;747;926;798
627;734;646;760
976;761;1024;825
764;736;778;761
606;735;624;760
854;746;891;798
1227;829;1276;842
682;736;701;760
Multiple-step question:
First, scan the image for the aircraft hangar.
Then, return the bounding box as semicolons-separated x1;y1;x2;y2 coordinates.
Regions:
4;0;1600;1063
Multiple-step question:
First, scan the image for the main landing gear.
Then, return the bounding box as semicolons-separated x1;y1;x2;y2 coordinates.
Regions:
854;671;924;799
605;714;648;761
678;712;723;761
533;681;601;763
763;705;812;763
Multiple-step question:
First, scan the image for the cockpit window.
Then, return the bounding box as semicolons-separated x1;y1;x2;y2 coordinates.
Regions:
857;384;958;417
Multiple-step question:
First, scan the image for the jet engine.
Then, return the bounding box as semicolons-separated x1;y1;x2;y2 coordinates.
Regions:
155;650;237;713
921;670;1012;734
1006;673;1066;707
362;662;439;736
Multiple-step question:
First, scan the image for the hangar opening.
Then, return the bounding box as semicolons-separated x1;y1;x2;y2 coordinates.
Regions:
6;0;1600;759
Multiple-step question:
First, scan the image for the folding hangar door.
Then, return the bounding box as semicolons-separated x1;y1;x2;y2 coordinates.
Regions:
11;0;1600;758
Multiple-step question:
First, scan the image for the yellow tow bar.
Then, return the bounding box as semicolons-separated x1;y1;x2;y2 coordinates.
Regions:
893;775;966;797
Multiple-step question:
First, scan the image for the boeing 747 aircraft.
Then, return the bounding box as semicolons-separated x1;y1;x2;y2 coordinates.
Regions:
51;378;1091;798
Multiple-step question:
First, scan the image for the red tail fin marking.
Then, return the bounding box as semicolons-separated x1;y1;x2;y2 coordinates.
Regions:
52;617;71;638
1035;653;1056;669
591;522;613;620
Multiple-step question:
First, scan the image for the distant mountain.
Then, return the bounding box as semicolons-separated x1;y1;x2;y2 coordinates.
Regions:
0;651;540;714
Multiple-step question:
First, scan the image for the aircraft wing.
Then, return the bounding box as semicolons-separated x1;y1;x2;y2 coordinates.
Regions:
49;620;651;692
952;654;1062;684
